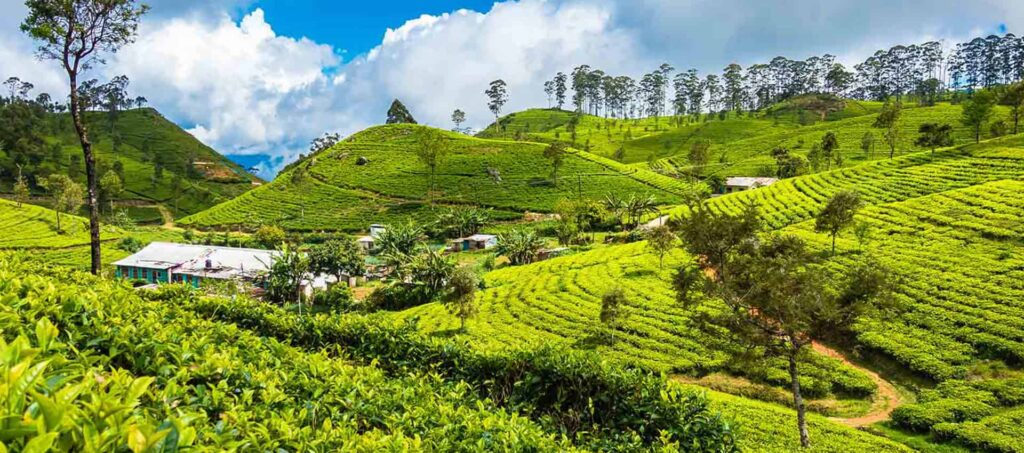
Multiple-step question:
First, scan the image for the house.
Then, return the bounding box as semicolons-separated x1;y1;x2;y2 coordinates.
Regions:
723;177;778;194
451;234;498;252
358;224;387;252
537;247;570;261
113;242;278;288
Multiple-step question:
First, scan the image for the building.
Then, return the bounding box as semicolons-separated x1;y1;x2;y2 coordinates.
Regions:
357;224;387;252
450;234;498;252
723;177;779;194
113;242;278;288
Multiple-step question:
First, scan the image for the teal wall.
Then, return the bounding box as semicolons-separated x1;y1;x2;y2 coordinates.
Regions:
116;266;170;284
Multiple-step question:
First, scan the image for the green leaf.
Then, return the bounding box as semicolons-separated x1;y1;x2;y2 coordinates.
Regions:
21;433;57;453
28;389;63;432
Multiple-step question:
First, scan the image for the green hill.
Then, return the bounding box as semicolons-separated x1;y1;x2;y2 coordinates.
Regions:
479;96;1011;179
399;134;1024;450
0;108;261;222
181;124;697;232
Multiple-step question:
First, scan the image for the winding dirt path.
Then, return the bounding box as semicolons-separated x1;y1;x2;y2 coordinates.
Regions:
155;204;174;229
812;342;905;427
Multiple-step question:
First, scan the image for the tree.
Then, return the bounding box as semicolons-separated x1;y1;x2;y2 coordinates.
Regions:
41;174;83;233
860;131;875;158
23;0;148;275
914;123;954;154
543;80;554;107
625;193;659;229
265;244;310;308
687;139;711;178
961;90;997;143
771;147;807;178
415;129;449;203
309;239;365;284
451;109;466;132
646;224;676;268
673;202;891;449
543;142;567;184
815;190;863;255
495;228;544;265
99;170;122;213
408;247;456;299
290;164;308;218
13;165;29;208
376;222;424;272
385;99;417;124
485;79;508;120
309;132;340;154
599;287;629;342
873;100;902;159
1000;82;1024;134
553;72;568;109
443;266;479;332
254;225;286;249
434;207;490;239
820;132;838;170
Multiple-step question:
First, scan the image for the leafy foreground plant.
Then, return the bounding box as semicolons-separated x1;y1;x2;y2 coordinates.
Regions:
0;257;582;451
175;287;739;451
0;256;738;451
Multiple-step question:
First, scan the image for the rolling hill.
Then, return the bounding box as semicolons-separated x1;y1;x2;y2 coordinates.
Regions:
479;96;1012;179
399;133;1024;451
0;108;261;222
181;123;697;232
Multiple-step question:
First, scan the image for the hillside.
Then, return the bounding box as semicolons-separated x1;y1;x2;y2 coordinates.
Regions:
479;96;1011;179
0;108;261;222
400;134;1024;451
181;124;696;232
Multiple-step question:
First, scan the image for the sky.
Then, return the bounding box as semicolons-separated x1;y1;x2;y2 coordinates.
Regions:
2;0;1023;178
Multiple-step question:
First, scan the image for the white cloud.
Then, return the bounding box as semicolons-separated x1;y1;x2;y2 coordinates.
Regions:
3;0;1024;178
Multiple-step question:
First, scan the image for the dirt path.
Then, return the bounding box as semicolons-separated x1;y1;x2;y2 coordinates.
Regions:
812;342;905;427
155;204;174;229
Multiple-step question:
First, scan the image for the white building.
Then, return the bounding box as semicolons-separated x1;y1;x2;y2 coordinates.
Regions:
724;177;779;193
451;234;498;252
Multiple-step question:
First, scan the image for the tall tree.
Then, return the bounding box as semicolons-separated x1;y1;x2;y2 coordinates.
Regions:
914;123;954;154
385;99;417;124
41;173;84;233
99;170;122;213
451;109;466;132
13;165;29;208
961;90;996;143
599;287;629;343
309;239;366;284
485;79;508;120
646;224;677;268
543;141;567;185
820;132;839;170
860;131;876;158
873;100;902;158
673;202;891;449
543;80;554;108
553;72;568;110
22;0;148;274
415;129;449;203
814;190;863;255
722;63;745;113
688;139;711;178
1001;82;1024;135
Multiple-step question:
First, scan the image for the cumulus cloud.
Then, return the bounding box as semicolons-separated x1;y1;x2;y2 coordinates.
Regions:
2;0;1023;177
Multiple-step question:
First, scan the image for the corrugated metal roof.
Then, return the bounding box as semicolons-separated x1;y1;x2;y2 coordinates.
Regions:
725;177;778;188
113;242;279;279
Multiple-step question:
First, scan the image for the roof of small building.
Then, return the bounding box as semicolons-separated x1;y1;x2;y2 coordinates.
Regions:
357;235;375;243
113;242;279;280
455;234;497;242
725;177;779;188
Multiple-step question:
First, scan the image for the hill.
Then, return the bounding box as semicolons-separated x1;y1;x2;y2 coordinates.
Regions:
399;134;1024;450
0;108;261;222
479;96;1011;179
181;124;696;232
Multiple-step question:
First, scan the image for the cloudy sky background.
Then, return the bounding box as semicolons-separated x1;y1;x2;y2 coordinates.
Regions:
1;0;1022;177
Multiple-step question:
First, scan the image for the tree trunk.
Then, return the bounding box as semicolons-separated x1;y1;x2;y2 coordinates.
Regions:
69;73;102;275
788;350;810;448
831;234;837;255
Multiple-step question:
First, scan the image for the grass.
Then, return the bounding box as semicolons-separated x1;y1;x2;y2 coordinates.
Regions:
0;108;260;219
478;97;1012;179
181;124;695;232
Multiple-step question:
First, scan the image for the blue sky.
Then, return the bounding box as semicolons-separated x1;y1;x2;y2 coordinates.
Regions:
2;0;1022;178
235;1;496;58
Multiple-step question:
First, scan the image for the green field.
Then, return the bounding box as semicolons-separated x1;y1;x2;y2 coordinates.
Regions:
396;134;1024;450
181;124;696;232
0;108;260;220
479;98;1012;178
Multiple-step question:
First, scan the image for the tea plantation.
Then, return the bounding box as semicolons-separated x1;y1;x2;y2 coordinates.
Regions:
181;124;695;231
479;98;1011;178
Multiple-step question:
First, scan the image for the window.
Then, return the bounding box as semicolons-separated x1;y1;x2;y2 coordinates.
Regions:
142;269;149;280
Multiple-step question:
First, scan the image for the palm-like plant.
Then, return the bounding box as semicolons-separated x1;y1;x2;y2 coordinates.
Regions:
625;194;659;229
495;229;545;265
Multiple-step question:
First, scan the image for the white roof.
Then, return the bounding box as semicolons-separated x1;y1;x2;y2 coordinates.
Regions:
113;242;279;279
725;177;778;187
463;234;496;241
357;235;374;243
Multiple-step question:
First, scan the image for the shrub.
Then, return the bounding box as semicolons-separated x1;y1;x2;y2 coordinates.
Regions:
117;236;143;252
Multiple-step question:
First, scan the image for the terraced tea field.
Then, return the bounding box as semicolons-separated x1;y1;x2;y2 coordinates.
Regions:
182;124;695;231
